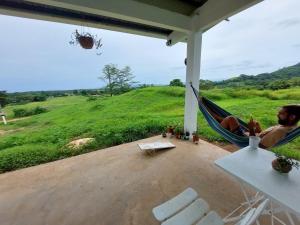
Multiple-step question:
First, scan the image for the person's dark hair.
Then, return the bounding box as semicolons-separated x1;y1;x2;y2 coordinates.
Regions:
282;105;300;125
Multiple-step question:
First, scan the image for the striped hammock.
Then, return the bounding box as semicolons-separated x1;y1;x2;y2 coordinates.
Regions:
190;84;300;148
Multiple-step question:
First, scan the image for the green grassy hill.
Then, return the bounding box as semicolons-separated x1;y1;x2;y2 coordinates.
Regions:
201;62;300;89
0;86;299;172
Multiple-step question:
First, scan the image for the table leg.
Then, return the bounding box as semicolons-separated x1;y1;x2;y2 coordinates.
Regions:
239;183;265;225
285;211;295;225
240;185;298;225
240;182;251;205
268;200;297;225
223;182;264;223
270;200;274;225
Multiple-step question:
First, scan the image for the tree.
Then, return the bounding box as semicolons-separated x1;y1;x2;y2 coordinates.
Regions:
116;66;136;93
267;80;291;90
80;90;88;96
99;64;136;96
199;79;215;90
100;64;119;96
169;79;184;87
0;91;7;107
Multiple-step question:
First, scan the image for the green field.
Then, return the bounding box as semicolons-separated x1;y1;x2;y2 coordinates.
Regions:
0;86;299;173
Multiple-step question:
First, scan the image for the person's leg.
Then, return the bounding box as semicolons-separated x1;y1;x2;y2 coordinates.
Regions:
221;116;240;132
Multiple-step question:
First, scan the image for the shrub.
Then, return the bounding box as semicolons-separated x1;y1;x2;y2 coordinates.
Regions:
33;106;47;114
267;80;291;90
13;106;48;118
157;87;185;97
13;108;28;118
87;96;98;101
93;120;168;148
33;95;47;102
169;79;185;87
202;90;228;101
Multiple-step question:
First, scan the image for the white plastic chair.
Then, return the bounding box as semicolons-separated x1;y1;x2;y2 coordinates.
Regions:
152;187;269;225
152;187;199;222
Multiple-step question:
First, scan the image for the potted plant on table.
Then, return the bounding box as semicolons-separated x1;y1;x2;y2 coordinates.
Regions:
192;130;200;144
272;154;299;174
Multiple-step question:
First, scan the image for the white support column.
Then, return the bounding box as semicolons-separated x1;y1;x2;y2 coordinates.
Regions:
184;31;202;134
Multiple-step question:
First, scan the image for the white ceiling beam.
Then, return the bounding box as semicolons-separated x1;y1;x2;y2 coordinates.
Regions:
191;0;262;32
167;0;262;46
25;0;191;33
166;31;188;46
0;8;167;39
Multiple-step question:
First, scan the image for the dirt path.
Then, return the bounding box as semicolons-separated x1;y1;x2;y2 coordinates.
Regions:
6;116;31;122
0;128;25;136
0;117;30;136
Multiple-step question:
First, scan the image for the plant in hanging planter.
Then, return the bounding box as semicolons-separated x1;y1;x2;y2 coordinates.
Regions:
192;130;200;144
70;29;103;54
272;154;299;174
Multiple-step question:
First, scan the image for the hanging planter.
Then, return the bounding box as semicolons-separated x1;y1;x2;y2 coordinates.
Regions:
78;34;94;49
70;30;103;54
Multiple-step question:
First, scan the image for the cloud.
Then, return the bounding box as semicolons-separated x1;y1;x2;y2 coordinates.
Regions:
276;18;300;28
292;43;300;48
205;61;272;73
1;0;300;91
170;66;185;71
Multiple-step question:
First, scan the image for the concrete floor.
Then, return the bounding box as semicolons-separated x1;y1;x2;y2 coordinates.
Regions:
0;136;294;225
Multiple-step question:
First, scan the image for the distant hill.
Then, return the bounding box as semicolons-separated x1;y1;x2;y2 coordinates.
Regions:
200;63;300;90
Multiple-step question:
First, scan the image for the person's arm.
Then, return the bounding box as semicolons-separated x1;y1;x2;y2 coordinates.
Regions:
259;142;268;149
259;129;286;149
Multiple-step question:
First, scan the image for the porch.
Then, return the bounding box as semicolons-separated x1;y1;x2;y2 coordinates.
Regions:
0;136;290;225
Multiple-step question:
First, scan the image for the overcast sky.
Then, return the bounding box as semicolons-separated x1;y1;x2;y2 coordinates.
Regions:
1;0;300;92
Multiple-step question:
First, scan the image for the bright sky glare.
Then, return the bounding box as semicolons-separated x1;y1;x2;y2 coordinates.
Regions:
0;0;300;92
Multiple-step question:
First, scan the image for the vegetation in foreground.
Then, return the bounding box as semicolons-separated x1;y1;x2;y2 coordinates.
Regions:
0;86;299;173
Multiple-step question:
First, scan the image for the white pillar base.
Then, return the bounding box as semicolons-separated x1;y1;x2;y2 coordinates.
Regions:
184;31;202;134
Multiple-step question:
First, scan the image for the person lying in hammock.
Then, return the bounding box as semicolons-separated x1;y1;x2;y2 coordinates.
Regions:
205;102;300;149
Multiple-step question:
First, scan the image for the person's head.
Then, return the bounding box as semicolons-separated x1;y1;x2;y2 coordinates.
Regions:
277;105;300;126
